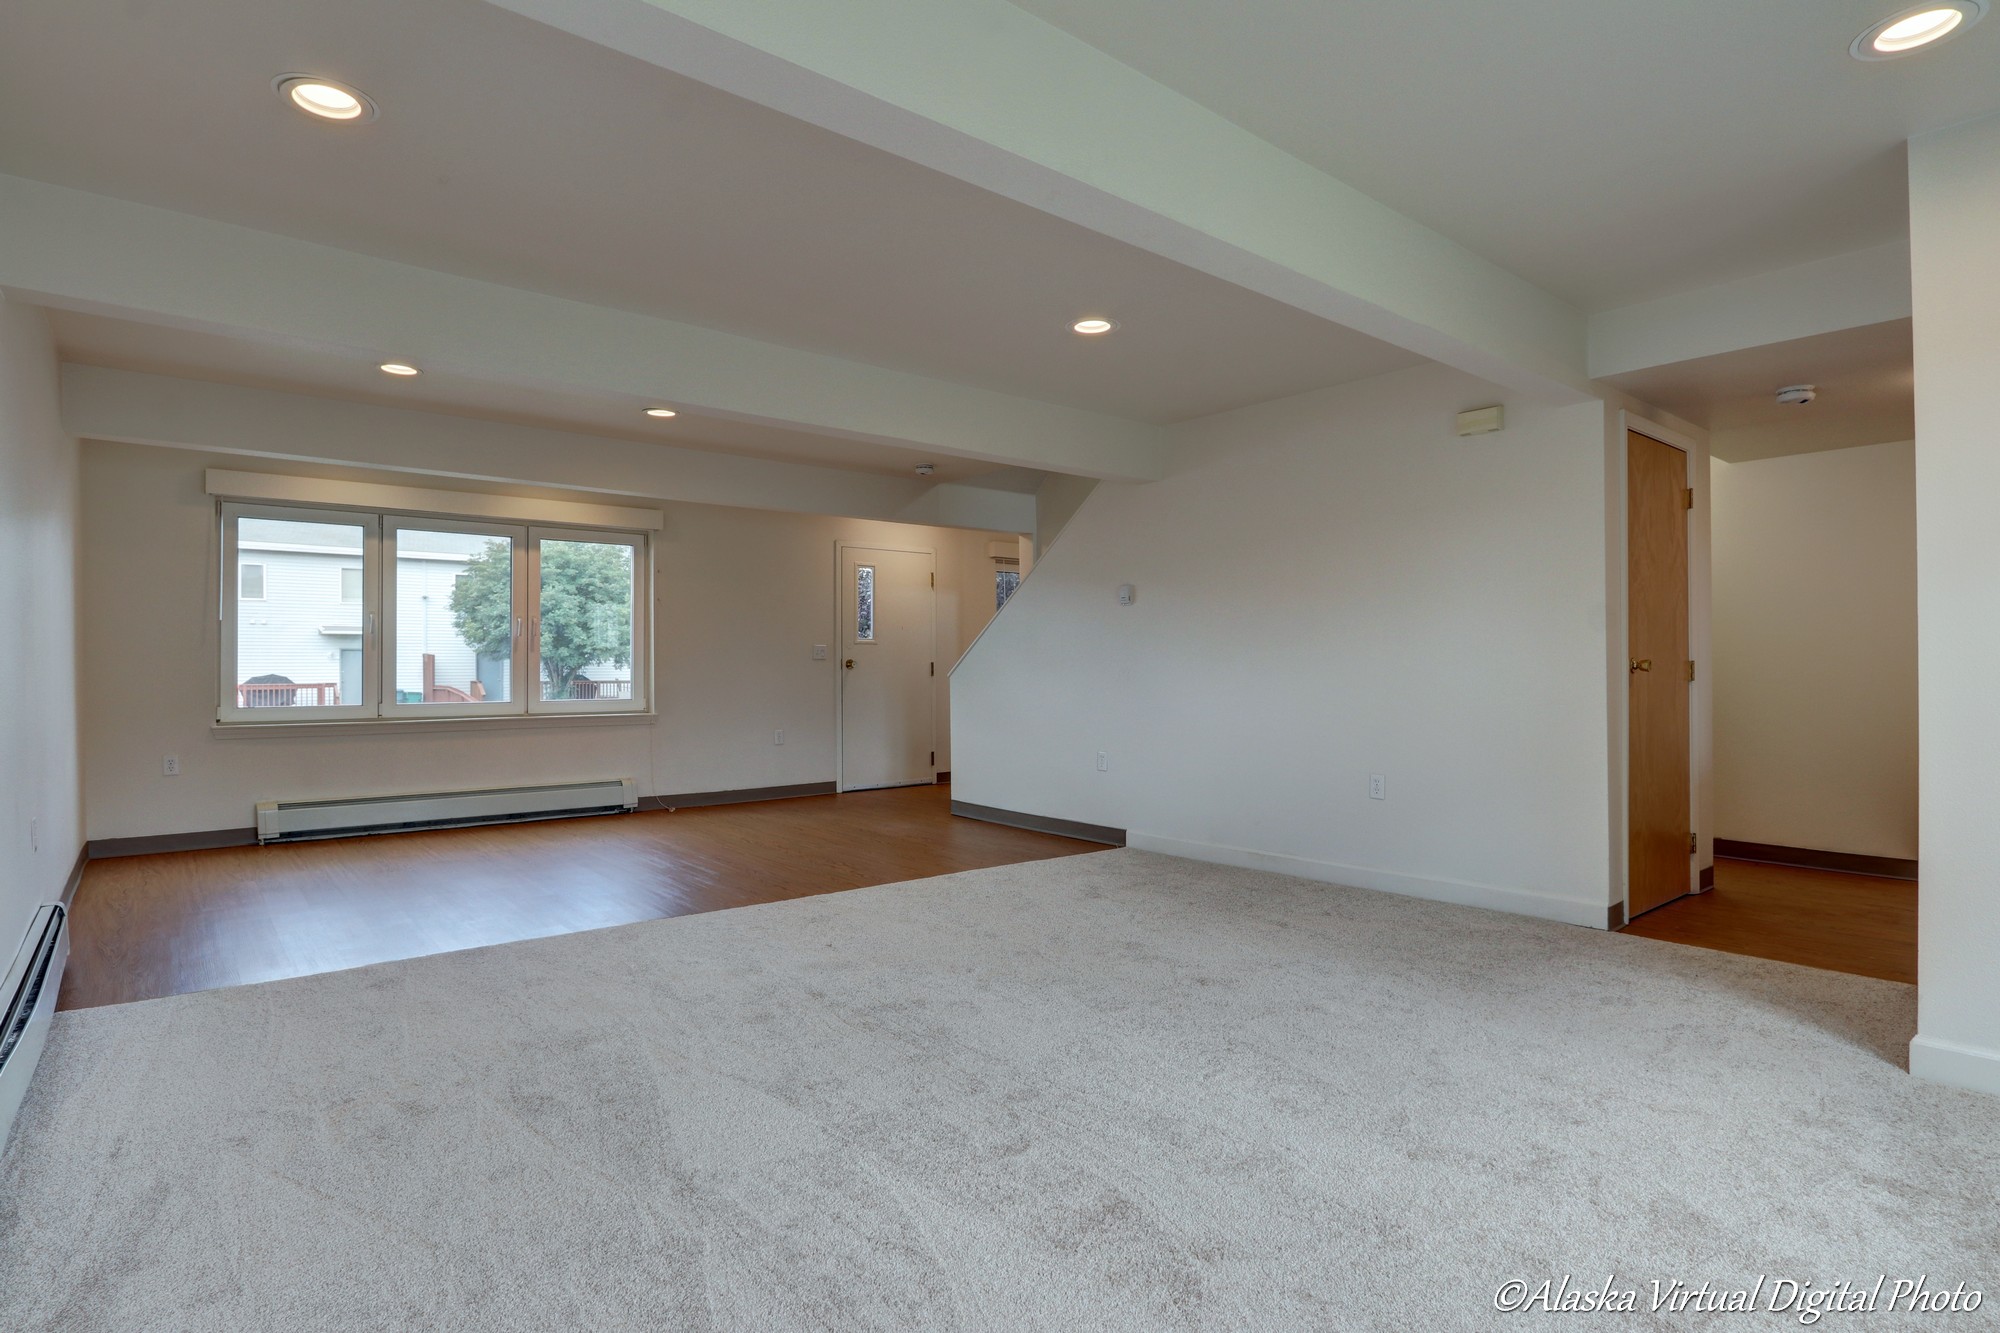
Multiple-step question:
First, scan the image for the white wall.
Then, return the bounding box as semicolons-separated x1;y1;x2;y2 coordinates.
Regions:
80;440;1020;841
0;298;82;948
1033;473;1097;557
953;363;1619;926
1710;442;1917;860
1909;109;2000;1095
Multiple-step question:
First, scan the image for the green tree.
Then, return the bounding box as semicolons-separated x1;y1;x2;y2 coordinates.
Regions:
450;540;632;700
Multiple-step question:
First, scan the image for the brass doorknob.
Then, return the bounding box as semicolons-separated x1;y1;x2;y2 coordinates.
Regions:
844;658;855;670
1630;658;1653;673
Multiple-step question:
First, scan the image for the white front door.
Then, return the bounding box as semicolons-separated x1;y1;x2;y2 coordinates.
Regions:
840;546;935;791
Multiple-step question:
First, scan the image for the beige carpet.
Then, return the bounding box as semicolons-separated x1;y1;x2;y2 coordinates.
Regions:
2;850;1994;1331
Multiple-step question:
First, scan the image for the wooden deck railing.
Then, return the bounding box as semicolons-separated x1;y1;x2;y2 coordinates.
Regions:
553;679;632;700
237;682;339;707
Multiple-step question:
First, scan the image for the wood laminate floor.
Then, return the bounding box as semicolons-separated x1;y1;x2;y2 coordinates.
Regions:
61;784;1105;1011
1620;857;1916;984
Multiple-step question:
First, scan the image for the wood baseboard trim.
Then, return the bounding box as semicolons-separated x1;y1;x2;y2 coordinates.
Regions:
934;771;951;783
61;847;89;907
640;782;837;812
89;828;259;859
950;801;1126;847
1699;864;1716;892
1607;902;1627;930
1714;839;1916;882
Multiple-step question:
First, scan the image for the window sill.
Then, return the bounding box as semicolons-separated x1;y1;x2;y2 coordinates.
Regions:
212;712;658;739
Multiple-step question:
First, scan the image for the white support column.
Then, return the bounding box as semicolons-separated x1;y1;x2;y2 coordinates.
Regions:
1909;109;2000;1095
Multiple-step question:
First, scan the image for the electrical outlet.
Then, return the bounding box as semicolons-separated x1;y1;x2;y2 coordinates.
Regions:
163;755;181;776
1369;773;1387;801
1096;750;1109;772
774;729;785;746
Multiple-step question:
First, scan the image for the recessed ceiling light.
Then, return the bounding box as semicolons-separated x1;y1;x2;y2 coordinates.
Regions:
378;362;420;377
275;75;377;122
1071;318;1118;336
1853;2;1985;58
644;407;678;418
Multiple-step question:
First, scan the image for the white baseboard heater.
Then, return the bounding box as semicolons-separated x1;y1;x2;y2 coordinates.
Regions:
255;778;638;843
1;903;68;1153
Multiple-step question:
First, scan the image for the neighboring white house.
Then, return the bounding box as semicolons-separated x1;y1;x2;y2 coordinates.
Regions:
234;521;623;707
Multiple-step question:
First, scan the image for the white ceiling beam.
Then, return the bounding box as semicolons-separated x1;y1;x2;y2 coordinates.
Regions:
2;174;1164;483
484;0;1590;401
1588;241;1912;379
61;365;1037;533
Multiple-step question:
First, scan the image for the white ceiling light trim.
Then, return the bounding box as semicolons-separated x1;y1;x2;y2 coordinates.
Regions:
377;362;420;376
1071;318;1118;336
273;74;378;122
1852;2;1986;59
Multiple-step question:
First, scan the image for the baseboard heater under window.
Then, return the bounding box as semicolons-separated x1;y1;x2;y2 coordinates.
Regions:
255;778;638;843
1;903;68;1152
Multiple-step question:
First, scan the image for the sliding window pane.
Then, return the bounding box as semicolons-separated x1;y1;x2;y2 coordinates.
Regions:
393;529;515;706
537;537;635;702
234;515;366;709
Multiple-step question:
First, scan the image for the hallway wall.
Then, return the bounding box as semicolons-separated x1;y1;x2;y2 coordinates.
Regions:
1711;441;1917;861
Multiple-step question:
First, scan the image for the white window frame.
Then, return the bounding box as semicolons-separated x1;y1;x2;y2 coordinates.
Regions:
219;503;381;724
380;518;528;720
218;503;649;725
526;527;650;715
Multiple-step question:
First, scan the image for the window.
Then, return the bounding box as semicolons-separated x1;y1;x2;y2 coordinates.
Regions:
220;501;648;723
855;565;875;641
384;522;523;715
995;568;1021;610
535;533;639;704
223;510;372;719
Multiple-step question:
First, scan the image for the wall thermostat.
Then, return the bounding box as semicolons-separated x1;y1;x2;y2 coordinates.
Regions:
1455;405;1505;436
1117;584;1136;605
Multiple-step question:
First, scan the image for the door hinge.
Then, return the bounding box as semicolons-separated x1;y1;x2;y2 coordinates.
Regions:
1688;832;1698;855
929;572;935;587
930;751;936;766
1687;660;1696;682
930;661;935;676
1685;487;1695;510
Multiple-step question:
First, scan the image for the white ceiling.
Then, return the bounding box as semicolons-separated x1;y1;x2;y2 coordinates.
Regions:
5;0;1975;483
1009;0;2000;309
0;0;1418;429
48;310;1048;489
1604;320;1914;463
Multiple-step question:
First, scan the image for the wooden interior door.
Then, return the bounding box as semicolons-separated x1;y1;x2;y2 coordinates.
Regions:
840;547;936;791
1627;430;1692;918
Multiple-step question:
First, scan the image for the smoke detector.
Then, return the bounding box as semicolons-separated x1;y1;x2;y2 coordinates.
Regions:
1775;384;1818;407
914;463;937;477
